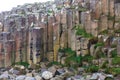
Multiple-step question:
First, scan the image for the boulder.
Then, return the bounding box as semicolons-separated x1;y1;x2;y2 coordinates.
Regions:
48;66;57;75
71;75;84;80
41;71;53;80
35;75;42;80
0;73;9;79
28;64;36;69
9;68;20;75
54;68;65;76
40;63;47;69
26;73;33;77
16;75;26;80
61;71;74;79
25;77;36;80
20;66;25;70
61;57;66;64
40;68;47;74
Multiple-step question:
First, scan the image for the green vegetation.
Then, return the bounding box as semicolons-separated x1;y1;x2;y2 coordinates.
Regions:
107;15;115;21
65;54;79;68
115;20;120;23
114;29;120;33
70;6;75;9
111;49;117;57
111;67;120;75
94;42;104;49
112;56;120;65
98;52;106;58
56;6;62;10
82;54;94;63
78;7;87;12
105;67;112;74
59;48;82;68
101;61;108;69
85;65;99;73
105;67;120;76
64;48;79;67
58;48;76;55
47;10;53;13
57;47;119;74
14;62;29;68
47;61;63;67
75;24;93;38
99;29;108;35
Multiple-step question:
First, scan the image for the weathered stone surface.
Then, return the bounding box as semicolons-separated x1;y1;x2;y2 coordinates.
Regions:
101;0;109;15
91;20;98;37
90;45;95;56
115;3;120;20
90;0;102;19
99;15;108;32
35;75;42;80
109;0;115;16
47;52;54;62
108;20;114;29
28;27;44;64
40;62;47;69
48;66;57;75
117;38;120;56
84;12;91;34
26;73;33;77
0;0;119;71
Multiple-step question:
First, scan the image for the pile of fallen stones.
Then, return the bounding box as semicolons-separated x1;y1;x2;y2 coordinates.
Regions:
0;63;114;80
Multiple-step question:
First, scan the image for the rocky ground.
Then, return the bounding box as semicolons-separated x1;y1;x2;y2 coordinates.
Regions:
0;63;116;80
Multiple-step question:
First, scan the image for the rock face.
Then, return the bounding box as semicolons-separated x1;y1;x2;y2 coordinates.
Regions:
0;0;119;67
28;27;44;64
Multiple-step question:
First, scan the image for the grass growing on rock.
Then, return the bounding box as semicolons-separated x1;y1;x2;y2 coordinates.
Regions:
112;56;120;65
99;29;108;35
14;62;29;68
94;42;104;49
74;24;93;38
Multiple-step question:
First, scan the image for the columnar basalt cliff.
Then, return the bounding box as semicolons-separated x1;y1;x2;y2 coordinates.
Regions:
0;1;120;76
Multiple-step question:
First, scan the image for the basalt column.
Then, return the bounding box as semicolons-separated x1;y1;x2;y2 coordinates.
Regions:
30;27;44;64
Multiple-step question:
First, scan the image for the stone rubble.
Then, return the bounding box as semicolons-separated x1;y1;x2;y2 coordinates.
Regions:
0;66;115;80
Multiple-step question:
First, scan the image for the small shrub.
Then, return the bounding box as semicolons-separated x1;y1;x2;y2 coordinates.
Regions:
82;54;94;63
112;57;120;65
47;61;61;67
94;42;104;49
78;7;87;12
15;62;29;68
111;49;117;57
101;61;108;69
105;67;112;74
111;67;120;75
87;65;99;73
75;26;93;38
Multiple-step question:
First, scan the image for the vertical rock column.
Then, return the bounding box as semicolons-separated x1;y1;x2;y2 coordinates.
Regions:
53;22;60;61
117;38;120;56
31;27;44;64
46;16;54;61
